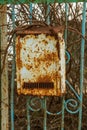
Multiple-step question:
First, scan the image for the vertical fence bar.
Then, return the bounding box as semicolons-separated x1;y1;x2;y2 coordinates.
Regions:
43;97;47;130
27;3;33;130
29;3;32;25
27;98;30;130
46;3;50;25
78;2;86;130
61;3;68;130
65;3;68;47
61;97;65;130
10;5;15;130
43;3;50;130
61;95;65;130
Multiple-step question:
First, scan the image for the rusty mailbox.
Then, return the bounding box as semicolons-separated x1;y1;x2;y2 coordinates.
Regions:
16;25;65;96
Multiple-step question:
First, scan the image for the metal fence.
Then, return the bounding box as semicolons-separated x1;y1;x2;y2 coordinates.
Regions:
1;1;87;130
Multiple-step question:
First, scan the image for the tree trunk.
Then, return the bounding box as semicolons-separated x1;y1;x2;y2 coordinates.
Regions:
0;5;9;130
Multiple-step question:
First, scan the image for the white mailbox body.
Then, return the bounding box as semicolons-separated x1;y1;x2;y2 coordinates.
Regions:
16;26;65;96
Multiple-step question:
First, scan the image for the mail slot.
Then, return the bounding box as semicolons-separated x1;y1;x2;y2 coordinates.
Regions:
16;25;66;96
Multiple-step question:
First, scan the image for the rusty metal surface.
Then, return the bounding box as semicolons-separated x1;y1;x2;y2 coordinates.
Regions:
16;25;64;35
16;26;65;96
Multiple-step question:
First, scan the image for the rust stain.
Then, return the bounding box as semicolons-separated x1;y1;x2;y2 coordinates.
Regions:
16;26;64;35
16;26;65;96
16;36;22;69
18;87;62;96
37;75;52;82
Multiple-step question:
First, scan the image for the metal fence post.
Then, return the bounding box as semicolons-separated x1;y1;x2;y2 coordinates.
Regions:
10;5;15;130
78;1;86;130
43;97;47;130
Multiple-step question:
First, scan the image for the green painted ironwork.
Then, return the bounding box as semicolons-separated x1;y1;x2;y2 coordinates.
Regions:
10;5;15;130
25;2;86;130
78;1;86;130
0;0;86;130
0;0;86;4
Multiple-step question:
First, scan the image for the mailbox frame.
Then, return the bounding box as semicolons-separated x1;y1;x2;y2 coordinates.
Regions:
16;25;66;96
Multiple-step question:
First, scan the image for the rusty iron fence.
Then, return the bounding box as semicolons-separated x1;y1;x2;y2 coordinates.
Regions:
0;1;87;130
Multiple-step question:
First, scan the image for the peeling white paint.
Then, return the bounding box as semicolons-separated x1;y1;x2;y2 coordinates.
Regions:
16;32;66;96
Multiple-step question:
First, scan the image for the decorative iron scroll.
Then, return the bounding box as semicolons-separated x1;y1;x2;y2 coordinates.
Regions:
27;97;42;112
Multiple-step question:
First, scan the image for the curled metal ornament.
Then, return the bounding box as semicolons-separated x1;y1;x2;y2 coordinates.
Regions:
27;97;42;112
66;50;70;64
66;80;80;101
46;98;62;116
65;98;80;114
65;80;80;114
46;109;62;116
